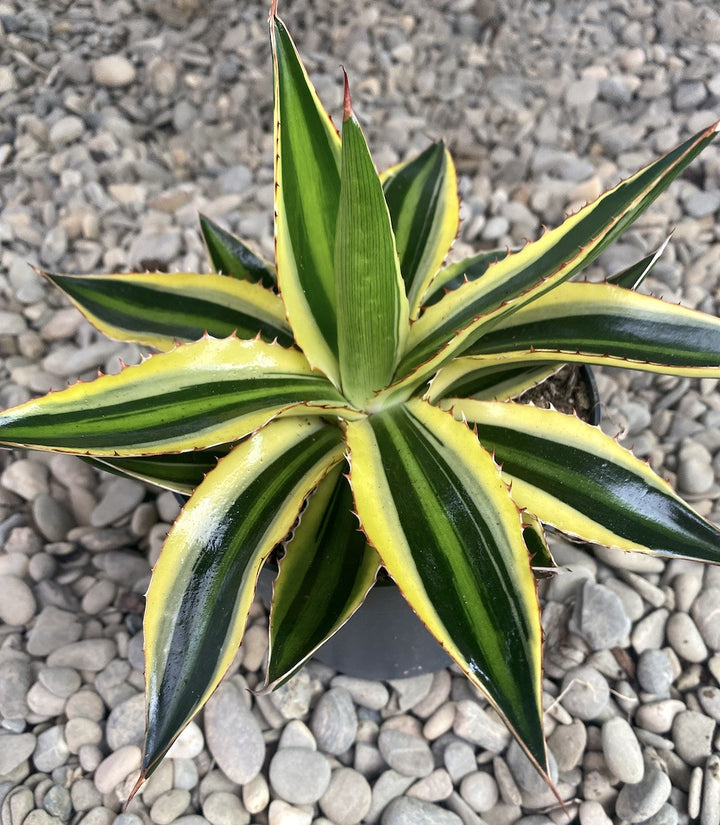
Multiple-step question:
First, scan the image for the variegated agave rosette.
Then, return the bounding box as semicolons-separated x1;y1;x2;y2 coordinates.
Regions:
2;5;720;794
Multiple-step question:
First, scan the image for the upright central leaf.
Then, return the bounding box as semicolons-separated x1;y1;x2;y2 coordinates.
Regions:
272;13;342;384
335;77;409;409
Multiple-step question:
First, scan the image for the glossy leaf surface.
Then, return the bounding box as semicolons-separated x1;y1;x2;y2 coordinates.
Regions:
267;464;380;686
0;337;350;455
381;141;459;316
396;121;719;387
45;271;292;350
451;400;720;561
142;417;344;780
272;12;342;383
199;214;276;287
346;399;547;775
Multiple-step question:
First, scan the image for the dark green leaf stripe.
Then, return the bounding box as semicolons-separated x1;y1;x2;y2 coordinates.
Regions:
607;235;671;290
199;214;276;287
84;449;229;493
398;121;719;380
465;282;720;372
422;247;514;307
0;338;349;454
46;271;293;349
350;402;544;763
457;401;720;563
267;465;379;685
428;360;557;402
382;142;457;312
273;15;341;356
143;419;344;777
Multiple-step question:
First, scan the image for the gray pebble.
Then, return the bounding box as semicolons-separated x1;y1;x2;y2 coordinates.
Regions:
366;770;415;824
32;725;69;772
636;649;675;695
0;732;36;774
90;479;146;527
46;639;117;671
666;612;708;663
452;700;510;752
105;693;145;751
407;770;453;803
388;674;434;711
0;652;32;720
201;791;249;825
1;459;49;501
92;55;136;87
311;687;358;755
692;588;720;650
672;710;715;766
702;754;720;825
615;759;671;823
547;719;586;771
331;676;390;710
570;581;630;650
0;576;36;626
601;717;643;783
458;771;498;812
129;232;182;270
635;699;687;734
32;494;75;542
443;740;477;783
381;796;462;825
378;729;434;778
93;745;142;794
204;682;264;784
560;666;610;720
150;790;191;825
505;739;558;794
42;785;72;821
319;768;372;825
269;747;331;805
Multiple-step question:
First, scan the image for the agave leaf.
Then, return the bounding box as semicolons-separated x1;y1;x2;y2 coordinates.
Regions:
43;271;292;350
607;234;671;290
199;214;276;287
272;11;342;384
266;463;380;687
0;337;352;456
452;281;720;371
83;449;229;494
345;399;548;777
426;359;559;403
422;247;515;307
394;120;719;391
140;417;345;783
450;400;720;562
335;77;409;408
380;141;459;317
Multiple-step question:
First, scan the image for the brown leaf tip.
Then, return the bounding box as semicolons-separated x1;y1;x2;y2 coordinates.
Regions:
342;67;353;122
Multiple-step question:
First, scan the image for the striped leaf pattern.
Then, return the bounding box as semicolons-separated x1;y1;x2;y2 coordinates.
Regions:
0;337;350;455
267;464;381;686
345;399;547;774
199;214;276;287
381;141;459;316
141;418;345;780
45;271;292;350
450;400;720;562
395;121;720;387
272;14;342;384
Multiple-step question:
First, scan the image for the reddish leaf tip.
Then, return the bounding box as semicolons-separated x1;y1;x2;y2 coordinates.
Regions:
269;0;278;19
342;67;353;122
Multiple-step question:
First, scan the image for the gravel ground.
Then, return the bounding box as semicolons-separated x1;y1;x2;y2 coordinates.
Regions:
2;1;720;823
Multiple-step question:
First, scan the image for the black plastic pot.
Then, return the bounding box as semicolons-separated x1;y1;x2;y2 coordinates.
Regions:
175;364;602;680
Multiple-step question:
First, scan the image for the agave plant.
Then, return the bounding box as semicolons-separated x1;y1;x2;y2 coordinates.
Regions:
1;5;720;793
